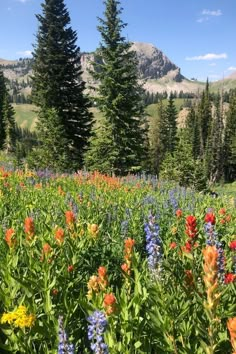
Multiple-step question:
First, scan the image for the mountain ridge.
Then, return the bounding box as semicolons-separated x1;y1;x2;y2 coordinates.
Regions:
1;42;235;96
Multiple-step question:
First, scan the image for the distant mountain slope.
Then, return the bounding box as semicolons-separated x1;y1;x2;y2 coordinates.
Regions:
1;43;236;96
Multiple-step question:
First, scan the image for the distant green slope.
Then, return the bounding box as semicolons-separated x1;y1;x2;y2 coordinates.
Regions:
14;104;38;131
13;101;188;132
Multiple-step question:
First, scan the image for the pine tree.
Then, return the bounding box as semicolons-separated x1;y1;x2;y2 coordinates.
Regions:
185;106;201;159
0;70;16;151
27;108;70;171
206;93;224;182
85;0;147;174
0;70;6;149
2;94;16;153
198;80;212;157
165;93;178;154
31;0;93;168
223;89;236;182
149;100;168;174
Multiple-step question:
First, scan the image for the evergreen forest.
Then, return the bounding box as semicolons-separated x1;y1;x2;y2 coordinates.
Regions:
0;0;235;188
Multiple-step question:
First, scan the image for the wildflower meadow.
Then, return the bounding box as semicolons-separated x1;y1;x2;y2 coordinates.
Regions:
0;166;236;353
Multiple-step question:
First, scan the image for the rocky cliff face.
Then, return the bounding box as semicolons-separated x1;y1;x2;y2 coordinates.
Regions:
80;42;184;83
130;42;183;81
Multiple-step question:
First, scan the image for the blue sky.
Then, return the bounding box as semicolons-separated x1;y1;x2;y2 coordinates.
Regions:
0;0;236;82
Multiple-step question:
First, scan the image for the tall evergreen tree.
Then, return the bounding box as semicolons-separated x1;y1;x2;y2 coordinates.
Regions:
198;79;212;157
165;93;178;154
2;94;16;153
185;106;201;159
85;0;147;174
0;70;6;149
206;92;224;182
27;108;70;171
223;89;236;182
31;0;93;168
0;70;16;151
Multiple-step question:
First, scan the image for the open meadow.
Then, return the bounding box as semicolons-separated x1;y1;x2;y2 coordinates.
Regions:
0;165;235;353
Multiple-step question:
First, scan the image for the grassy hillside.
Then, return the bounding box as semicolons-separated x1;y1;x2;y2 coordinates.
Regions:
13;100;189;132
14;104;38;131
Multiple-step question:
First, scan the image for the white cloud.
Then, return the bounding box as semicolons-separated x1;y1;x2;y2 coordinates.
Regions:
16;0;30;3
209;63;216;66
197;9;222;23
197;17;208;23
202;9;222;17
185;53;227;61
16;50;32;57
227;66;236;71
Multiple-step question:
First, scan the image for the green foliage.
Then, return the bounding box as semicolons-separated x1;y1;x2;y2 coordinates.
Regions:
85;0;148;175
31;0;93;169
0;167;235;352
0;70;7;149
165;93;178;154
0;70;17;153
27;108;71;172
223;89;236;182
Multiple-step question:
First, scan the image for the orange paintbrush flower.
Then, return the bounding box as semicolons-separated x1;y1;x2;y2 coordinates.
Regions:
65;210;76;225
24;217;35;239
54;227;65;244
5;228;16;248
103;293;116;315
227;317;236;353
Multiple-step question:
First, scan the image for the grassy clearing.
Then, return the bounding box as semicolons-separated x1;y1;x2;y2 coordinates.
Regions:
13;104;38;131
214;182;236;198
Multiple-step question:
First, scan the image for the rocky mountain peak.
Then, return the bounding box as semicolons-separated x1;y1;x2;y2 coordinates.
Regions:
131;42;184;81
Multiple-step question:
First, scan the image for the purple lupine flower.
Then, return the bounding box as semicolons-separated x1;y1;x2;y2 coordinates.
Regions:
87;311;109;354
58;316;74;354
168;189;178;213
121;220;129;237
233;254;236;275
144;214;162;279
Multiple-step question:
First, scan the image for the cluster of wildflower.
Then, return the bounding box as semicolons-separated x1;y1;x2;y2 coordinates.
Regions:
65;211;76;227
5;228;16;248
87;311;109;354
87;223;99;238
181;215;198;253
202;246;220;311
87;266;109;299
230;240;236;276
54;227;65;245
0;305;35;328
103;293;116;315
168;189;178;213
204;212;225;283
24;217;35;240
227;317;236;354
58;316;74;354
218;208;231;224
66;193;79;218
144;214;162;279
121;238;135;275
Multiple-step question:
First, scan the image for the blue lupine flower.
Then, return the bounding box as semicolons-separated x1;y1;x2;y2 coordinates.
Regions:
121;220;129;237
58;316;74;354
87;311;109;354
233;255;236;275
168;189;178;213
144;214;162;279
